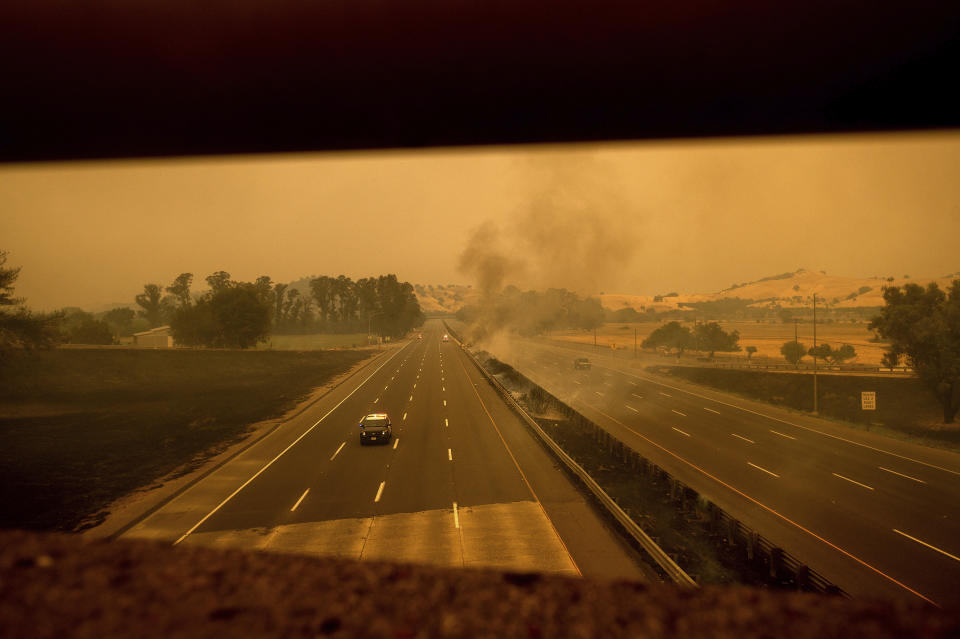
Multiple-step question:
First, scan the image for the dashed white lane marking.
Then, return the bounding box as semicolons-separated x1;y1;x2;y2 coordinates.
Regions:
403;412;407;421
373;398;379;403
448;448;453;461
573;380;582;385
594;391;604;396
374;481;385;502
626;405;639;412
409;395;413;401
771;429;796;440
671;409;687;417
833;473;874;490
393;438;399;449
748;462;780;478
659;392;672;397
290;488;309;512
444;400;447;407
731;433;755;444
413;383;417;388
878;467;926;483
631;393;643;399
444;418;449;427
603;381;611;386
384;385;389;390
704;407;721;414
443;386;445;392
671;427;690;437
330;442;346;461
453;502;460;528
893;529;960;563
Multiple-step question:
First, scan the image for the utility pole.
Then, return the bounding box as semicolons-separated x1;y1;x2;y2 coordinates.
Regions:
812;293;818;414
594;326;597;351
634;327;637;358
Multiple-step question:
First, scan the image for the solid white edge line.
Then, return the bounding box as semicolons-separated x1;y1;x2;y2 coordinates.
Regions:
290;488;310;512
748;462;780;478
878;466;926;483
605;366;960;477
453;501;460;528
671;427;690;437
893;529;960;563
833;472;874;490
731;433;755;444
374;481;385;502
330;442;346;461
171;339;411;546
671;409;687;417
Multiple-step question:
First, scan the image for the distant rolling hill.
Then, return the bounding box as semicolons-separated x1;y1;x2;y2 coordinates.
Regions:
413;269;960;315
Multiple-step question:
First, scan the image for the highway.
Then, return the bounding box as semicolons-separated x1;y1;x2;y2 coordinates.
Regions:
483;335;960;606
124;321;653;582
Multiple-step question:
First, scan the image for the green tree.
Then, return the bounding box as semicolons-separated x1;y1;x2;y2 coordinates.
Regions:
780;340;807;367
272;282;288;329
135;283;164;328
310;275;335;326
68;317;115;345
0;250;64;349
171;282;271;348
205;271;232;293
746;345;758;360
103;307;136;336
870;281;960;423
693;322;741;358
165;272;193;308
808;343;857;366
641;321;692;354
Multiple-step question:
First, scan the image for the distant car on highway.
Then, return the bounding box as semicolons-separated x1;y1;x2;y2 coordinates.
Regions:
418;333;423;339
359;413;393;445
442;334;449;342
573;357;591;370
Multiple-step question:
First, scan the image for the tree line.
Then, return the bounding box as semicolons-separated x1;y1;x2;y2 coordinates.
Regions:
132;271;424;348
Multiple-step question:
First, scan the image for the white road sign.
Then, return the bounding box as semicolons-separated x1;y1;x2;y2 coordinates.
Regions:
861;391;876;411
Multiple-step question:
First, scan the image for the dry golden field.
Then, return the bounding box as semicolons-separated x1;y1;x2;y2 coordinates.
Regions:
551;320;889;365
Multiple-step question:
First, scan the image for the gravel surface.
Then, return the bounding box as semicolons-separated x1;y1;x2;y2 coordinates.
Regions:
1;529;956;638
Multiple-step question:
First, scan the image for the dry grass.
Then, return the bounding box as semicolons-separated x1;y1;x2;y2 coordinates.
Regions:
552;321;888;364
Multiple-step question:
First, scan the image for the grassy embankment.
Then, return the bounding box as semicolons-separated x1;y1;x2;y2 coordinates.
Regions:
0;348;371;532
651;366;960;451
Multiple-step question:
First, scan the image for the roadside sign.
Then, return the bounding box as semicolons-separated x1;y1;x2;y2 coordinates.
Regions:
861;391;876;410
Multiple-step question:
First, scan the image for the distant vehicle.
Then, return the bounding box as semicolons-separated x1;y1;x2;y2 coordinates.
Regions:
418;333;423;339
442;334;449;342
573;357;591;370
359;413;392;445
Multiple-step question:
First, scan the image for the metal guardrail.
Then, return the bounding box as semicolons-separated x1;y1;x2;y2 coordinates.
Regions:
445;321;846;595
443;321;697;587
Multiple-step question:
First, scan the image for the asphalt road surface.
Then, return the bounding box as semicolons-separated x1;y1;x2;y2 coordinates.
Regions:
124;321;653;582
482;335;960;607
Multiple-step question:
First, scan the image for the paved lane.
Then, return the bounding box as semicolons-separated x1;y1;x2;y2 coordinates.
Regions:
125;321;652;581
489;336;960;606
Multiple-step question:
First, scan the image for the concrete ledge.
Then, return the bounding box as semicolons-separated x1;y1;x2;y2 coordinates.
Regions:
1;530;955;638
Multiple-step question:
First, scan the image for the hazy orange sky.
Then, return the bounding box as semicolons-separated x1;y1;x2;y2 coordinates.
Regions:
2;131;959;311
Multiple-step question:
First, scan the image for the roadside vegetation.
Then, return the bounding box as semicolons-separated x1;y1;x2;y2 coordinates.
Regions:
0;348;371;532
649;366;960;451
